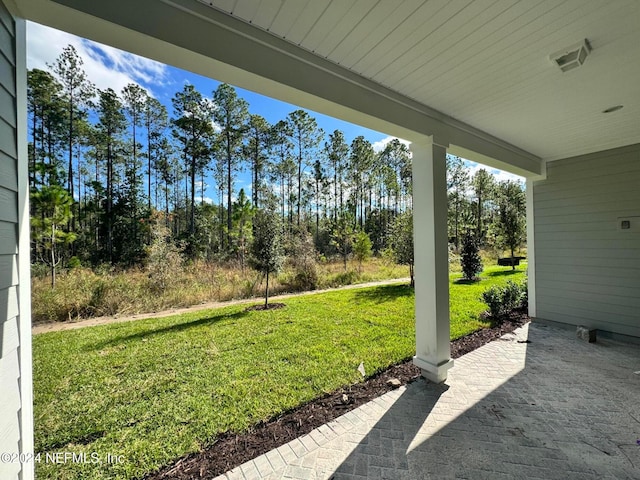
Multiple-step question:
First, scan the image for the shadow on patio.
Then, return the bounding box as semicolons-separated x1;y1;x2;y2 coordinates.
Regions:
323;322;640;479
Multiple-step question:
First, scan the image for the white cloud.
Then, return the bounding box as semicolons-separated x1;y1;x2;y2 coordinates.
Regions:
372;135;410;153
26;21;169;96
464;160;524;184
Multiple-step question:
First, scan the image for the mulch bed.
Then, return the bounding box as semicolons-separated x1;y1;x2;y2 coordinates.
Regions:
146;310;529;480
245;303;286;311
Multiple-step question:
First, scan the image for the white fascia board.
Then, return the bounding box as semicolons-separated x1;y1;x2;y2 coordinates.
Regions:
19;0;542;176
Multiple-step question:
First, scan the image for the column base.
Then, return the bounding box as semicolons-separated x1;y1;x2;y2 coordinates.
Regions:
413;356;454;383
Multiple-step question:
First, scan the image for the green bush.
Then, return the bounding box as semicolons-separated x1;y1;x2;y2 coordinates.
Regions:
283;228;319;291
460;233;482;281
481;280;527;318
329;269;359;287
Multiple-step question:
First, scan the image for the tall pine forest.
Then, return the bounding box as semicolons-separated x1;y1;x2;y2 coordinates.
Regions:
28;45;526;288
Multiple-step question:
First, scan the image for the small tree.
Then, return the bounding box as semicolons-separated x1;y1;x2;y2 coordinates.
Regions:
388;211;414;287
287;227;318;290
31;185;76;288
460;232;482;281
147;220;184;293
250;210;284;307
353;230;372;273
330;214;356;271
232;188;255;271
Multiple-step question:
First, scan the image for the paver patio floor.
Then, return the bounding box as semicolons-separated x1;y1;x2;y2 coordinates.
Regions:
215;322;640;480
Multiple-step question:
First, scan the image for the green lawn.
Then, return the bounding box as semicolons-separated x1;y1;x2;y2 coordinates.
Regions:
33;264;525;479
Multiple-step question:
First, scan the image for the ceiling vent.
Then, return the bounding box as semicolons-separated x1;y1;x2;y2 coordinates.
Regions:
550;39;591;72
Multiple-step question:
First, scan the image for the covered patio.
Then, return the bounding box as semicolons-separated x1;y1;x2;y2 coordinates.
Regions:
1;1;639;479
217;322;640;480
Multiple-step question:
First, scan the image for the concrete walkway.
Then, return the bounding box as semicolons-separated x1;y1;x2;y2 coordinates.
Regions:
215;322;640;480
32;278;410;334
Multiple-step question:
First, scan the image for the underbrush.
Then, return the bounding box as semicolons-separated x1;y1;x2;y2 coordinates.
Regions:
31;258;409;323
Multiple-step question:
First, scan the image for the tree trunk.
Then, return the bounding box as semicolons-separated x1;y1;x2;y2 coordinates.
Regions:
297;141;302;227
511;245;515;271
190;155;196;234
50;225;56;289
265;270;269;307
227;138;232;248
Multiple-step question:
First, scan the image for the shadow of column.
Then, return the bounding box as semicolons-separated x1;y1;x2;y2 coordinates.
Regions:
327;380;449;480
328;323;640;479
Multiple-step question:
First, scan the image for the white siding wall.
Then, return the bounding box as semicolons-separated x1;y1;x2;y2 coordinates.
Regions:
533;143;640;338
0;3;32;479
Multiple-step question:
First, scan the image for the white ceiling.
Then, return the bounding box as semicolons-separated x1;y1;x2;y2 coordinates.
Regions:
197;0;640;161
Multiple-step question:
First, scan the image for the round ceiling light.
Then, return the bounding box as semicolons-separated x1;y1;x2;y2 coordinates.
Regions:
602;105;623;113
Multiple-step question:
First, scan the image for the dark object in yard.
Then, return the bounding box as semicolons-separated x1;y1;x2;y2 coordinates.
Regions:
146;310;529;480
497;256;526;267
245;302;286;312
576;325;596;343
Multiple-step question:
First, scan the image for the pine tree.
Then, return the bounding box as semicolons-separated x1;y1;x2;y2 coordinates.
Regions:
325;130;349;220
286;110;323;227
145;97;168;210
349;136;375;228
122;83;148;249
245;114;271;209
495;180;526;269
213;83;249;249
472;168;495;244
171;84;214;240
96;88;127;262
446;155;470;251
50;45;95;224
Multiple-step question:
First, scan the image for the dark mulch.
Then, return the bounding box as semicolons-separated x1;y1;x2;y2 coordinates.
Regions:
245;303;286;312
146;311;529;480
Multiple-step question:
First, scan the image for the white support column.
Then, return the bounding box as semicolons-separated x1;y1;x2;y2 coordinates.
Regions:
525;178;537;318
411;138;453;384
15;15;35;480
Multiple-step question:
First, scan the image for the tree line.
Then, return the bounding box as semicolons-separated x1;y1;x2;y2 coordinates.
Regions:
28;45;525;285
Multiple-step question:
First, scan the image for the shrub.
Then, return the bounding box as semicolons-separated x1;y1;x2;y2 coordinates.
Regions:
284;228;318;291
460;232;482;281
481;280;527;318
388;212;414;286
353;230;372;273
147;223;184;293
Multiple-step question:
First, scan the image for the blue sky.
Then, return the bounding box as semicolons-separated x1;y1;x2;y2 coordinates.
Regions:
26;21;522;201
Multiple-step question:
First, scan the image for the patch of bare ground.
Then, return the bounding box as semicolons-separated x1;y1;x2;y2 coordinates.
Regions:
244;303;286;312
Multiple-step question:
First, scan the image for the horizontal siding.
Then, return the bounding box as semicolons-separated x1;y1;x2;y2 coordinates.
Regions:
537;254;640;270
533;143;640;338
0;285;18;319
0;116;16;157
0;221;17;254
0;346;20;426
0;349;21;480
535;308;640;339
0;0;13;36
0;18;13;69
535;211;640;226
0;314;18;356
536;270;639;290
0;82;16;128
0;44;13;97
0;186;17;222
0;4;21;479
0;254;17;289
0;150;17;191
